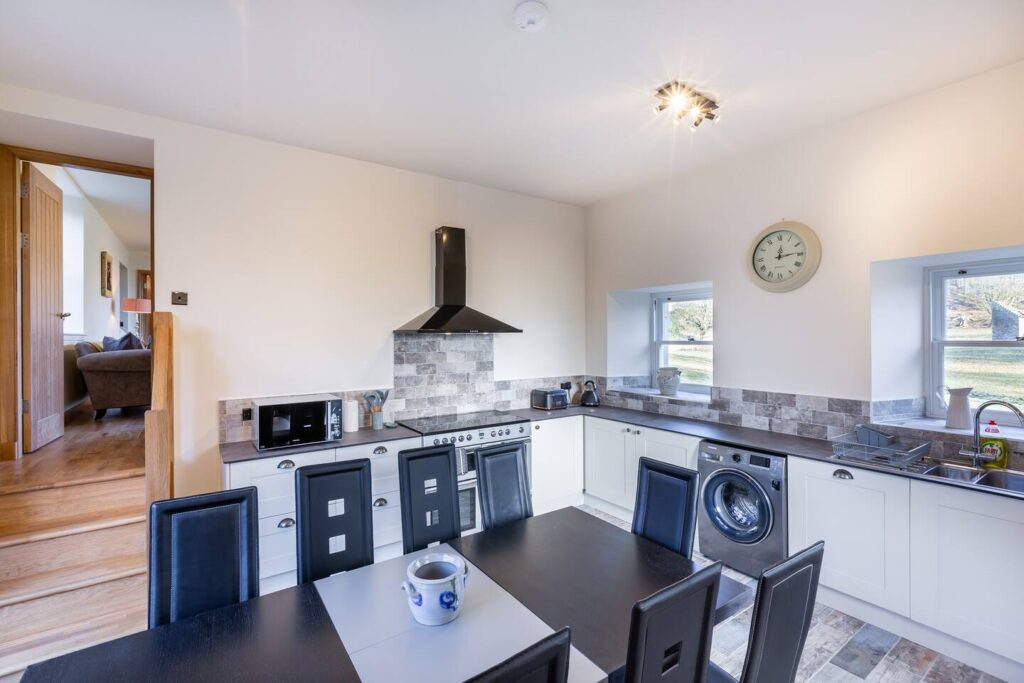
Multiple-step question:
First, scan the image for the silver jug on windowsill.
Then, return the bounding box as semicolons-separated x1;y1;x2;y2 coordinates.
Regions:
658;367;682;396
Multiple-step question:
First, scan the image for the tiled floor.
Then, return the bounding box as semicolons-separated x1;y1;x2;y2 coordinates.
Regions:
577;505;1003;683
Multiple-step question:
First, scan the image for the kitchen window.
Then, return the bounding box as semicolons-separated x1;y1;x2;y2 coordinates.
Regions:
652;289;713;394
925;260;1024;421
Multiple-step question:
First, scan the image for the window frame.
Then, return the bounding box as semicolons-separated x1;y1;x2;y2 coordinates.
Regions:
924;258;1024;423
651;288;714;395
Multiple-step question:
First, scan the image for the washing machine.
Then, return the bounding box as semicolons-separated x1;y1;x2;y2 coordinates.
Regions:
697;441;787;578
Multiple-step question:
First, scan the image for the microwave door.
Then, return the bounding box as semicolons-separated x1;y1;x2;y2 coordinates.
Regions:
291;402;328;444
261;406;293;449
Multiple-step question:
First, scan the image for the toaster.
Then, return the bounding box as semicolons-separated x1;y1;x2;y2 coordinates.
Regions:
531;388;569;411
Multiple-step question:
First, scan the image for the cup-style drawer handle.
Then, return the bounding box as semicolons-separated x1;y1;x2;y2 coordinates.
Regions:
833;469;854;480
372;497;388;508
278;517;296;528
277;459;295;470
373;446;388;455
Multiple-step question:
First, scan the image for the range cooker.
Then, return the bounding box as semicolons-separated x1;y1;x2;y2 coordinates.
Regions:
397;410;532;535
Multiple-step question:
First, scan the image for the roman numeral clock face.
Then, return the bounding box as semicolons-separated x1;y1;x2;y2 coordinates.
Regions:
749;221;822;292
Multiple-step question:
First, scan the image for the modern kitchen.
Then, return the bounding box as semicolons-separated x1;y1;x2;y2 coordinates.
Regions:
1;2;1023;682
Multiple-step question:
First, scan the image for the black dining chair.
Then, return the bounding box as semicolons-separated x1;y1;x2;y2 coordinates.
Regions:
708;541;826;683
398;444;462;554
477;442;533;530
464;627;572;683
624;562;721;683
148;487;260;628
631;456;700;558
295;459;375;583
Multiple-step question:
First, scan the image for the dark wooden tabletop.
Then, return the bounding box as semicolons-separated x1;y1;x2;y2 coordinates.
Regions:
450;506;753;677
21;583;360;682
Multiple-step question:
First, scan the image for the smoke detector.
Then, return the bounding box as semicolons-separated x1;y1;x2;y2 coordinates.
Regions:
515;1;548;33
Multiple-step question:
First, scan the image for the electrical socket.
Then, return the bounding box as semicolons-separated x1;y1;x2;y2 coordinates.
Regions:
171;291;189;305
241;408;252;421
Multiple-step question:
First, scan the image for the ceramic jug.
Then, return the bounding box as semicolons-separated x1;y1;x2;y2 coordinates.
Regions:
937;386;973;429
657;367;682;396
400;553;470;626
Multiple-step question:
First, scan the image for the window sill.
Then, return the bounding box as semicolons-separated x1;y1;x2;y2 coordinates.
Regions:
611;387;712;404
876;416;1024;442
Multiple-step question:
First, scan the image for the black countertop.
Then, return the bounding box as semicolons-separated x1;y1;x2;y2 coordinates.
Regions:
512;405;1024;502
220;425;421;464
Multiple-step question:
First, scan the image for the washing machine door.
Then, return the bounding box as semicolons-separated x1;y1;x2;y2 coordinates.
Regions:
702;469;773;545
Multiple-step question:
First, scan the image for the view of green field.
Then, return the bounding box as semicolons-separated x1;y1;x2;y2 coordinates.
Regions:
943;272;1024;407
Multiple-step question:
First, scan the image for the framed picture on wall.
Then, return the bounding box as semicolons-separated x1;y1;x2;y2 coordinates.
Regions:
100;251;113;298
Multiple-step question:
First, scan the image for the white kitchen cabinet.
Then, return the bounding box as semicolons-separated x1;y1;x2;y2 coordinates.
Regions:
628;427;699;506
787;456;911;616
584;417;634;508
530;416;584;515
910;480;1024;662
224;449;336;519
584;417;700;512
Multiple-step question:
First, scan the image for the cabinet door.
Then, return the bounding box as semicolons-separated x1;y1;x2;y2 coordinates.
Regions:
910;480;1024;661
584;418;632;508
531;416;584;515
788;456;910;616
629;428;701;508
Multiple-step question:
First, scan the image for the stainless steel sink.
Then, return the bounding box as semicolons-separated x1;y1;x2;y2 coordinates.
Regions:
974;470;1024;493
918;463;985;482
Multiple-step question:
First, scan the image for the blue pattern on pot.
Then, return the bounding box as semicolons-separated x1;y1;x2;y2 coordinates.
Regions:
658;367;682;396
400;552;470;626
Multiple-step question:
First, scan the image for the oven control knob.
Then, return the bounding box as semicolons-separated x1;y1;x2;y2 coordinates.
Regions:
442;437;449;444
466;434;472;441
458;435;465;442
505;429;512;436
433;439;440;446
519;426;525;433
491;430;496;437
732;453;742;463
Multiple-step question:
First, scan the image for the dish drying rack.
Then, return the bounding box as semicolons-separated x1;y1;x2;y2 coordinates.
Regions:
831;427;931;471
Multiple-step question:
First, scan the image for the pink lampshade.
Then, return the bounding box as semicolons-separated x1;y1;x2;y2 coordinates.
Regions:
122;298;153;314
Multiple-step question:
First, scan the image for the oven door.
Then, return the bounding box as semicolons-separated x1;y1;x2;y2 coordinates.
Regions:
457;479;482;535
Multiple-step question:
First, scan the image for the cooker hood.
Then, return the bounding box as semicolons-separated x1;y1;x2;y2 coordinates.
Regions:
396;226;522;334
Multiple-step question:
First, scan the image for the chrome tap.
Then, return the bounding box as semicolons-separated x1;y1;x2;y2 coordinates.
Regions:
959;400;1024;468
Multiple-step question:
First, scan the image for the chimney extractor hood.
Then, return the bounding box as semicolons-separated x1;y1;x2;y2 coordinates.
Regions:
396;227;522;334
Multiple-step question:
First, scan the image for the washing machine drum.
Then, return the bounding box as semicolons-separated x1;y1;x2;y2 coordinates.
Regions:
702;470;773;545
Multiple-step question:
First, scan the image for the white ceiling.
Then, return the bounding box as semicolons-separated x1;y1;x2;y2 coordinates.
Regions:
2;1;1023;205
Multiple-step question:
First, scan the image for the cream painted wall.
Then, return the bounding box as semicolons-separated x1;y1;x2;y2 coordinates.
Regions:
1;84;586;495
586;60;1024;400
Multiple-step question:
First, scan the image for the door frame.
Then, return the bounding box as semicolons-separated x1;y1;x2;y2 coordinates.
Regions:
0;144;154;460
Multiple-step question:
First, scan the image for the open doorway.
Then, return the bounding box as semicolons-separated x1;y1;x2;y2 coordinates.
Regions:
4;152;153;482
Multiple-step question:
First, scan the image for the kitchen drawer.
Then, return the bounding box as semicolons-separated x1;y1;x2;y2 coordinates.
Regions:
259;512;298;579
374;541;403;564
371;455;400;496
371;490;403;548
339;438;419;485
227;449;335;519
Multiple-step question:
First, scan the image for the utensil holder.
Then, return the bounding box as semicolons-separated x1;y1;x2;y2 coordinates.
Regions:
372;412;384;431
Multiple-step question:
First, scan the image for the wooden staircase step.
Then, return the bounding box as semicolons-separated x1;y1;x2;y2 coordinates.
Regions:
0;475;145;533
0;573;147;676
0;508;146;550
0;553;146;608
0;464;145;497
0;605;147;678
0;520;146;586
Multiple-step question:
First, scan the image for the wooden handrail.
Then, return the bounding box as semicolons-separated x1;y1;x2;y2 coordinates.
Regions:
145;311;174;505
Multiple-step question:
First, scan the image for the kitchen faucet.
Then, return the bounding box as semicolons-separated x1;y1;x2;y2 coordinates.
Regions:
959;400;1024;468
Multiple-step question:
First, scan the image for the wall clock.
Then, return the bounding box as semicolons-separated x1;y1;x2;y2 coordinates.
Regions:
749;221;821;292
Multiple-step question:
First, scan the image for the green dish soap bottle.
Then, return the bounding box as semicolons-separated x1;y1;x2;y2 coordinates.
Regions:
980;420;1009;470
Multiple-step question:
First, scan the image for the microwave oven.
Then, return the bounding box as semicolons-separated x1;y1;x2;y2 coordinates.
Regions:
252;394;343;451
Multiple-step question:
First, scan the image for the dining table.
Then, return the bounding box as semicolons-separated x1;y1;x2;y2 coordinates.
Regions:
23;507;752;682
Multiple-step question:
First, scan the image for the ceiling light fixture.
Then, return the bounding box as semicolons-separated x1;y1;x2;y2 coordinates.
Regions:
654;81;719;130
514;1;548;33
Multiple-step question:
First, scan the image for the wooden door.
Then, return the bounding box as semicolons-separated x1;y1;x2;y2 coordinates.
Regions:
788;456;911;616
136;269;152;340
20;163;65;452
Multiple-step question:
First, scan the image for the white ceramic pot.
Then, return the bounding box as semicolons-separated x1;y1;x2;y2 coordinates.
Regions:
400;553;470;626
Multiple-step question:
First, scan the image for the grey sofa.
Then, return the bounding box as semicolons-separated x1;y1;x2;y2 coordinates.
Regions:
75;342;152;419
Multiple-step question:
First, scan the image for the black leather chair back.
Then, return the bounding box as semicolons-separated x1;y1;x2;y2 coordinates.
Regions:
465;627;571;683
398;445;461;554
295;459;374;583
477;442;533;530
631;457;700;558
148;487;259;628
738;541;825;683
624;562;721;683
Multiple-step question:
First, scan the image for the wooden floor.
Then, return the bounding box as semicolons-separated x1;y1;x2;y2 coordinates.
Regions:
0;402;145;495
